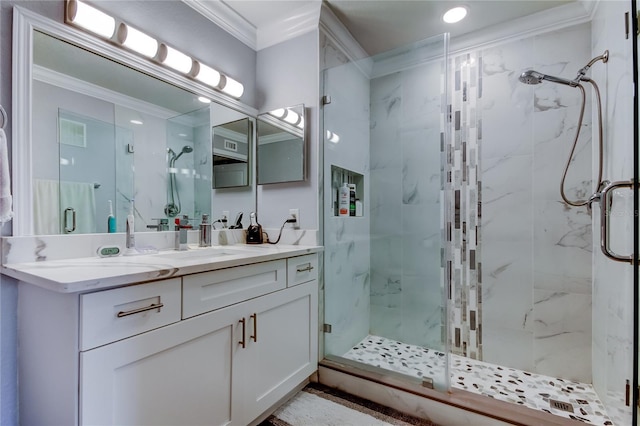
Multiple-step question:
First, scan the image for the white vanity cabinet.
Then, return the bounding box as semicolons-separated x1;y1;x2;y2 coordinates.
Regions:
16;253;319;426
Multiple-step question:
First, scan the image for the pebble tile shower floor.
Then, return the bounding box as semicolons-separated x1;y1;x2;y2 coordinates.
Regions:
344;335;614;425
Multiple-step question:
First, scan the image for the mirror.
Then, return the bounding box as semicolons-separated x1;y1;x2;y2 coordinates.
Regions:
257;105;306;185
212;118;251;189
15;8;258;235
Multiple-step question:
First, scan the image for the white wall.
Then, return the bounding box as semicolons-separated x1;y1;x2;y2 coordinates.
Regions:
256;31;320;229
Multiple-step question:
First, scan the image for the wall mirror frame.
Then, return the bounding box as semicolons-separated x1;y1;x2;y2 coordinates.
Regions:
12;6;258;236
257;104;307;185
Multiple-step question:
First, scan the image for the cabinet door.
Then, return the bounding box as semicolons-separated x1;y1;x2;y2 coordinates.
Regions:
236;280;318;424
80;305;242;426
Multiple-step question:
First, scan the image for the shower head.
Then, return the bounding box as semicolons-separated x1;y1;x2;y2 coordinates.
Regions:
519;70;579;87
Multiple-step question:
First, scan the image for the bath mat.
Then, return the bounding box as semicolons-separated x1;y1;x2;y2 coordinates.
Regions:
259;383;437;426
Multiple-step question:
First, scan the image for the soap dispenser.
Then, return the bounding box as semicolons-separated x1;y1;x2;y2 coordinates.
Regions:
246;212;263;244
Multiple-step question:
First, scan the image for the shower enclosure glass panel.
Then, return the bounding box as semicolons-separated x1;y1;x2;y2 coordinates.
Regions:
166;107;212;223
322;33;449;391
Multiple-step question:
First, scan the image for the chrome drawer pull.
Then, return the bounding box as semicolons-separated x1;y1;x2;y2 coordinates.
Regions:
296;264;314;273
116;302;164;318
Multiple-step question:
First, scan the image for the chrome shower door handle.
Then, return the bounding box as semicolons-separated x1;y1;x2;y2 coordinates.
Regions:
64;207;76;233
599;180;634;263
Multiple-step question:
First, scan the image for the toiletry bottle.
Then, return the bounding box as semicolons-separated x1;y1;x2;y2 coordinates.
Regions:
199;214;212;247
126;199;135;249
107;200;116;233
339;183;350;217
348;183;356;216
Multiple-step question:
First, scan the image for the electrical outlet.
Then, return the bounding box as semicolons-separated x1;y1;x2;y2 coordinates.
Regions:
289;208;300;229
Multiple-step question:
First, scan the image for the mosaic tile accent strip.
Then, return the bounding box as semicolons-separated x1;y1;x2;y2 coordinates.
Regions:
444;52;482;359
344;336;613;425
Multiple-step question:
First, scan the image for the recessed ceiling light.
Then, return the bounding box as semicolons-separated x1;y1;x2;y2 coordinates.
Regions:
197;96;211;104
130;119;143;125
443;6;467;24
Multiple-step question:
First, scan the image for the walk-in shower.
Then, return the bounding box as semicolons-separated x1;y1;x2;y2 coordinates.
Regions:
165;145;193;217
321;17;635;425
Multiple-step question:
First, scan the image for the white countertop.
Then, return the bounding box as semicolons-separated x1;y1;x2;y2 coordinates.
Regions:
1;244;322;293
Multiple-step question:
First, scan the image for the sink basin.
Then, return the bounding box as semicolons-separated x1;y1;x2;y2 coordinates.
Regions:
155;248;240;260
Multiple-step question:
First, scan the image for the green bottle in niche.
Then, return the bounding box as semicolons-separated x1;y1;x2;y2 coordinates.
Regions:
349;184;356;216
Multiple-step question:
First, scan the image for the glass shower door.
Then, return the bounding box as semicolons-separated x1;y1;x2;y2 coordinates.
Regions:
57;109;116;234
321;33;450;391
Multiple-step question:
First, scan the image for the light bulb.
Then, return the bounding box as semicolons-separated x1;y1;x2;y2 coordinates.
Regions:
194;63;221;88
220;75;244;98
118;24;158;58
161;45;193;74
67;0;115;39
443;6;467;24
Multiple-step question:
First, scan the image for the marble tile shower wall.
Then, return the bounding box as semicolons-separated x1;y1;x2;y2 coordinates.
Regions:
369;60;444;350
481;23;592;382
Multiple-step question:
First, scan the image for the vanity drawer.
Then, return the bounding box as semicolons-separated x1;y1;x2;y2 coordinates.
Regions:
80;278;181;351
182;260;286;319
287;254;318;287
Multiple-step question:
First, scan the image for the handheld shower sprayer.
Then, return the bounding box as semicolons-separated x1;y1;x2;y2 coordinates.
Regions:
518;50;609;209
165;145;194;217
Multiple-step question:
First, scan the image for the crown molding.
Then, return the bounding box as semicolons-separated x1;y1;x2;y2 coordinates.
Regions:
257;2;321;51
181;0;257;50
450;0;594;55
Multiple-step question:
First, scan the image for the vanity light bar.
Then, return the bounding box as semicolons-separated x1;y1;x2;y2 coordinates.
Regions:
117;24;158;59
66;0;115;39
64;0;245;99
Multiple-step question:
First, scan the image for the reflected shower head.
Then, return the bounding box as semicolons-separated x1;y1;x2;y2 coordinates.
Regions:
519;70;578;87
169;145;193;165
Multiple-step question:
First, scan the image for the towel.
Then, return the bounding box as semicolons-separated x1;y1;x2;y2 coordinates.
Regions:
0;128;13;223
33;179;96;234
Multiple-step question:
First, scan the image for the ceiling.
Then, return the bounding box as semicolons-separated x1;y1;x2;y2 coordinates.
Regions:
220;0;575;55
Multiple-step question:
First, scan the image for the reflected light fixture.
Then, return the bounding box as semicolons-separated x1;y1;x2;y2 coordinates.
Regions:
197;96;212;104
443;6;468;24
130;119;143;125
326;130;340;143
66;0;116;39
268;108;287;119
296;116;305;129
117;24;158;58
220;76;244;98
194;63;221;88
160;44;194;74
283;110;301;126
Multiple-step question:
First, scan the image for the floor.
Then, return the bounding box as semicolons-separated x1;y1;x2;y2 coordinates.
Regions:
344;335;614;425
261;382;436;426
